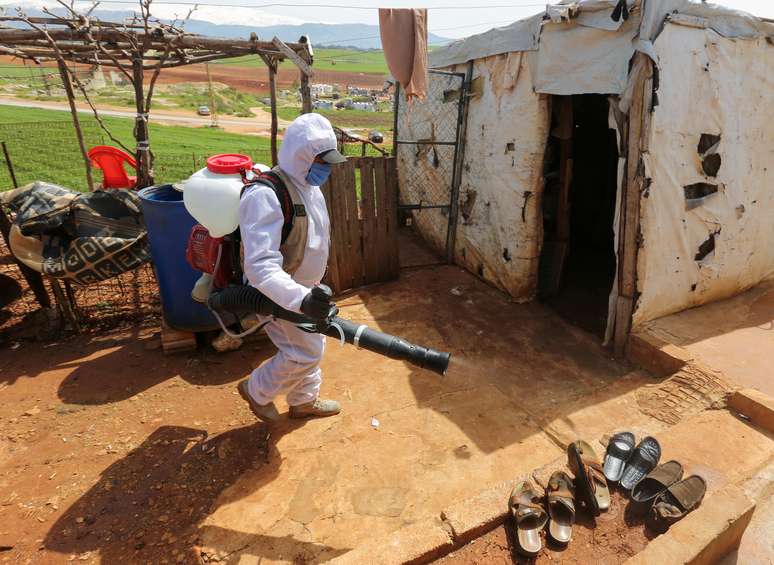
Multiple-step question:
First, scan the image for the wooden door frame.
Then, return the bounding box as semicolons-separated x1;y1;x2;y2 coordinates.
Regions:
612;53;654;358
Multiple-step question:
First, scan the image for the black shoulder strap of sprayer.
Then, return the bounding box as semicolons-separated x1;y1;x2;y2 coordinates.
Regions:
241;171;295;244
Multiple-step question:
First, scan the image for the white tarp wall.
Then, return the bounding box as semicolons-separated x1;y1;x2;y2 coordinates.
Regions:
451;54;549;297
633;22;774;325
396;55;549;298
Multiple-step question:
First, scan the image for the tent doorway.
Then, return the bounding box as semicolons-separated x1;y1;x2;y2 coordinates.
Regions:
538;94;619;338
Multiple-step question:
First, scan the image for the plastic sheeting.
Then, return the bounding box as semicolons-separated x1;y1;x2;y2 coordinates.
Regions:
533;13;640;95
452;55;549;298
429;0;773;72
632;22;774;325
428;14;543;69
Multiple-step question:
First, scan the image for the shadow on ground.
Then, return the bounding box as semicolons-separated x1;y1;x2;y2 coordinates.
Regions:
0;327;275;403
42;419;346;563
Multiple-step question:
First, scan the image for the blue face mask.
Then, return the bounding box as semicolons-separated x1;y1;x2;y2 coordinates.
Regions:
306;162;332;186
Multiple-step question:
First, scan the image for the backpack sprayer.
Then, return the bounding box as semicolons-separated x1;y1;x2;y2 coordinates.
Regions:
180;154;451;377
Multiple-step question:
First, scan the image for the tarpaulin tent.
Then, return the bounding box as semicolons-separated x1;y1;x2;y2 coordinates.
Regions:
398;0;773;353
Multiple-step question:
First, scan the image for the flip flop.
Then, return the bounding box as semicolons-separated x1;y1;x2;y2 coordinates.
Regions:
620;436;661;490
631;460;683;504
647;475;707;533
567;440;610;516
546;470;575;544
509;481;548;556
603;431;635;482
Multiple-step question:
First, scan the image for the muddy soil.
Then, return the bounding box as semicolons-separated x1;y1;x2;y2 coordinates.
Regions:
437;490;656;564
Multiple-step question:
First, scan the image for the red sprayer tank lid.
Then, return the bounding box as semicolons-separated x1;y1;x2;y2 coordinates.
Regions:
206;154;254;174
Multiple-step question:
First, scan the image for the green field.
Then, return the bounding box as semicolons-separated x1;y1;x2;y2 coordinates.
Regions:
276;105;394;130
214;48;389;75
0;105;272;190
0;105;386;190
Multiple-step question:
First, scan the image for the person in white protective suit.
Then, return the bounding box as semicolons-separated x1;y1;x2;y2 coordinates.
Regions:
237;113;346;422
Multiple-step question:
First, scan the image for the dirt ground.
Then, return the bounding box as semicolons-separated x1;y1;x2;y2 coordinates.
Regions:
0;253;671;564
2;231;772;564
437;490;653;565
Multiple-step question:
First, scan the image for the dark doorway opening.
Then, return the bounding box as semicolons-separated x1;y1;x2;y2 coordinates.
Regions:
538;94;619;338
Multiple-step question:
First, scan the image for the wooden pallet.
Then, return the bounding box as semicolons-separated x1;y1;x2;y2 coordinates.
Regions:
160;318;197;354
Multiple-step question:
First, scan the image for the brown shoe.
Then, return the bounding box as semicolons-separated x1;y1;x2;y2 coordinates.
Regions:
288;398;341;419
237;379;279;423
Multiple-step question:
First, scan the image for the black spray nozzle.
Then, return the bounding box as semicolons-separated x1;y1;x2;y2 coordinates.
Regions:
208;285;451;376
323;317;450;376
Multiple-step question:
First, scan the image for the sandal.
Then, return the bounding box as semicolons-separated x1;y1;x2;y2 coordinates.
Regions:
648;475;707;533
546;470;575;544
631;460;683;504
509;481;548;556
603;431;635;482
567;440;610;516
620;436;661;490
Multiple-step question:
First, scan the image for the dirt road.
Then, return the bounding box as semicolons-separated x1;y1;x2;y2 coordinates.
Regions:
0;97;289;136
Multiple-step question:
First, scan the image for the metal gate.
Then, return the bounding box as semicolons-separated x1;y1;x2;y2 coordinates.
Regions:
393;66;472;263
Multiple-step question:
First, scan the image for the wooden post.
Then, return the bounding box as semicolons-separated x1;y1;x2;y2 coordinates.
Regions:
300;69;312;114
205;62;218;127
50;278;79;332
132;57;153;188
2;141;18;188
57;59;94;191
299;48;312;115
268;60;278;166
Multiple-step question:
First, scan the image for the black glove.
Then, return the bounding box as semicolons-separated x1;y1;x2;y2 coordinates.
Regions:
300;284;338;321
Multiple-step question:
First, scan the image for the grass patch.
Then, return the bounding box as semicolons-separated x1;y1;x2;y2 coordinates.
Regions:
0;105;272;190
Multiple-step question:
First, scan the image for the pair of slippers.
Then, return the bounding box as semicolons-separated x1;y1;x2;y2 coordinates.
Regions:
603;433;662;489
508;471;575;557
631;460;707;532
604;433;707;531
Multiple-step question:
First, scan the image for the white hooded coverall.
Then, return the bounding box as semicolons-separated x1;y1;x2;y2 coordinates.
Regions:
239;113;335;406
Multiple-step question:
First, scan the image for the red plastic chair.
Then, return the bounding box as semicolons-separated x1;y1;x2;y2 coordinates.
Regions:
88;146;137;189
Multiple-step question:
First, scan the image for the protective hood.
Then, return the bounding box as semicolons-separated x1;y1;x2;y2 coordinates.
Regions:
278;113;338;189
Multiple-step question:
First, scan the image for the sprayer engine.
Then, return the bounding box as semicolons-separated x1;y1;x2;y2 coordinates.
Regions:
185;224;237;301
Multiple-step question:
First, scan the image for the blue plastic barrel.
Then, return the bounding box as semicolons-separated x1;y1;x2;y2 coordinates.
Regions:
138;184;218;332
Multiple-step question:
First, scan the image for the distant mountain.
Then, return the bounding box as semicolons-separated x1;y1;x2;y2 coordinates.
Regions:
4;5;451;50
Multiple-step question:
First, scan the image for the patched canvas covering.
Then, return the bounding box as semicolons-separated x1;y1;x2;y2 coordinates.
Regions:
1;182;150;285
407;0;774;331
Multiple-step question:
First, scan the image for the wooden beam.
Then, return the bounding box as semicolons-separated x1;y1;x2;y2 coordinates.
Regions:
57;60;94;191
265;57;279;166
613;53;653;358
271;36;313;77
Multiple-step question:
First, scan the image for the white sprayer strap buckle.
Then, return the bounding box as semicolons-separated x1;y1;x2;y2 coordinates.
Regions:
353;324;368;349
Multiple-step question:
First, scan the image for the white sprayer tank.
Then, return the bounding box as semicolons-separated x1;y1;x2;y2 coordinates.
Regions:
179;154;270;238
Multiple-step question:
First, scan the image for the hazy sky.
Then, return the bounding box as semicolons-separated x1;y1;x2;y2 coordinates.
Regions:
14;0;774;40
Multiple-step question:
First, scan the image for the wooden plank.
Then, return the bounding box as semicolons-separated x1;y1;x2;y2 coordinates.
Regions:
343;159;365;289
161;318;197;354
382;157;401;279
614;53;652;357
359;157;379;285
372;158;389;280
329;163;352;292
271;36;313;77
319;180;342;293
